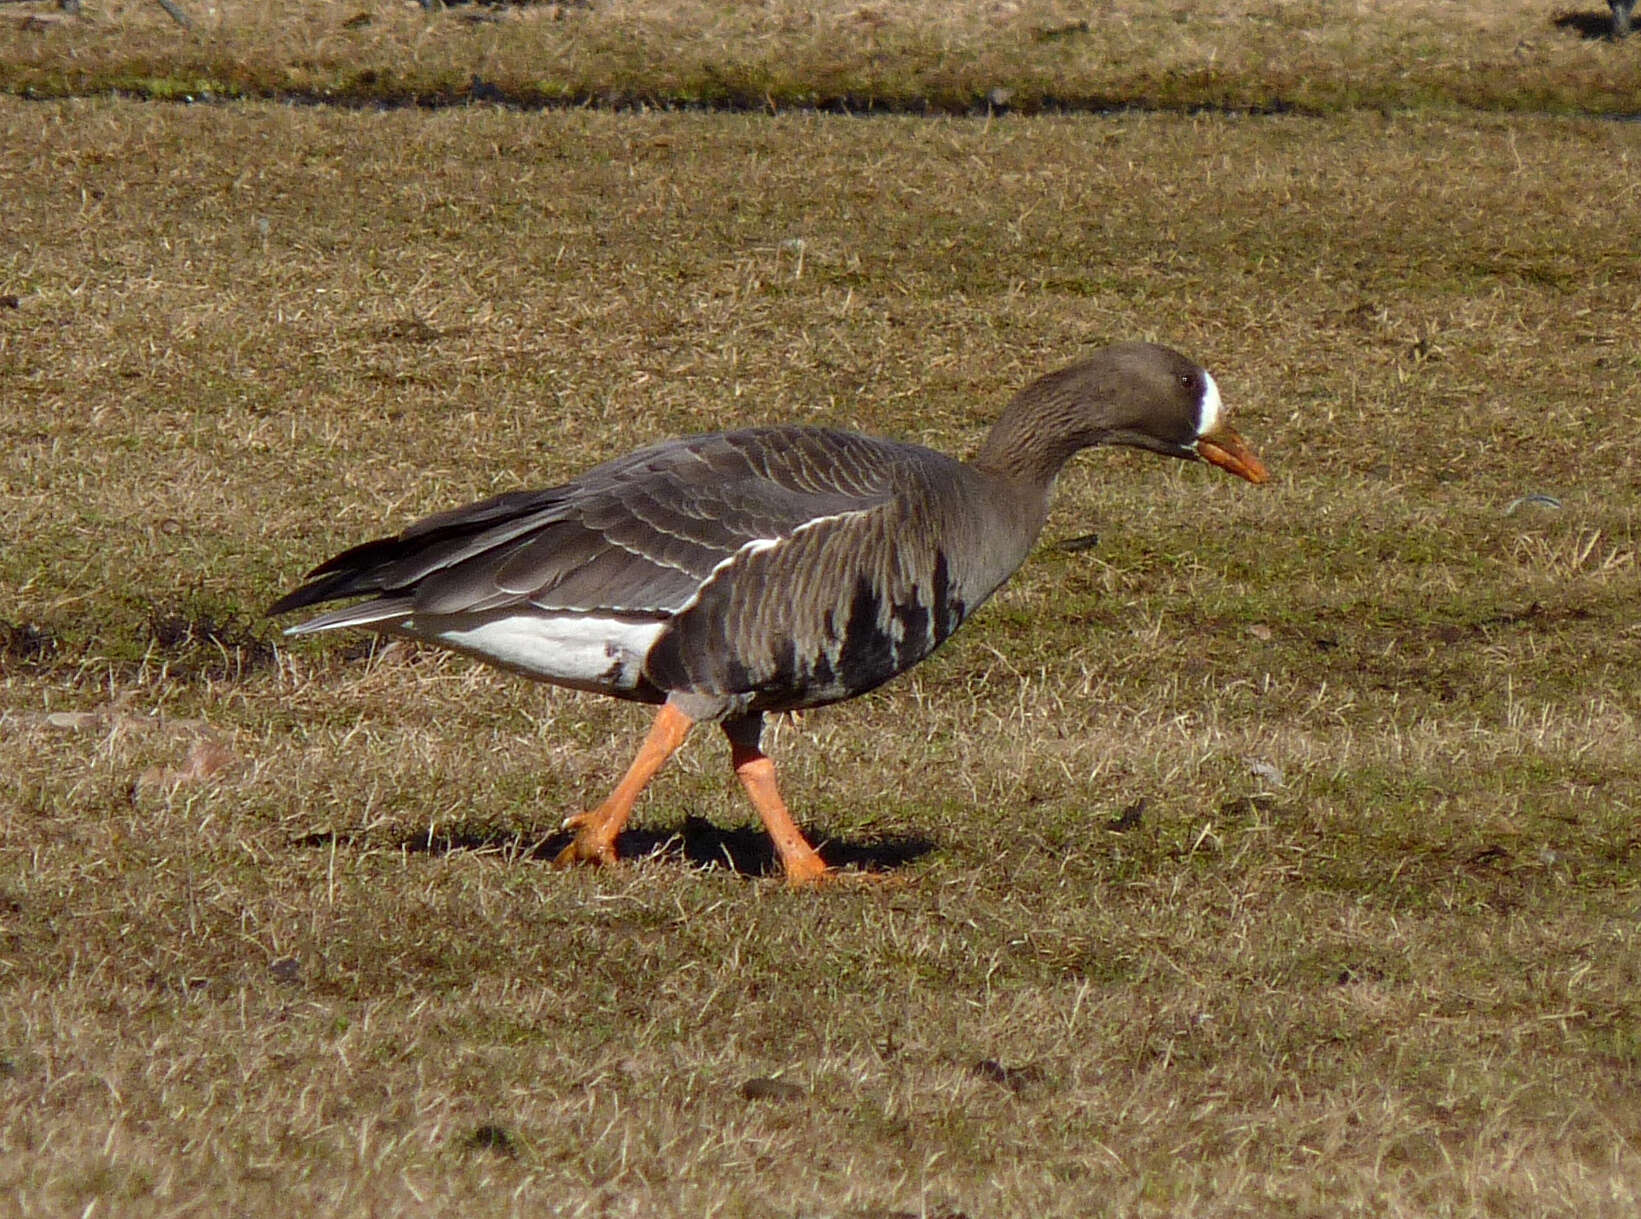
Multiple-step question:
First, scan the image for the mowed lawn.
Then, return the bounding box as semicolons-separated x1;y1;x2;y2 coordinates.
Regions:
2;92;1641;1216
5;0;1641;113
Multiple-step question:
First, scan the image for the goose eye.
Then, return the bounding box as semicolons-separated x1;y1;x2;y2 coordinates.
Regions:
1177;372;1196;390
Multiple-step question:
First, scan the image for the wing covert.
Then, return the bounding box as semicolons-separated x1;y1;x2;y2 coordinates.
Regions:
273;426;903;624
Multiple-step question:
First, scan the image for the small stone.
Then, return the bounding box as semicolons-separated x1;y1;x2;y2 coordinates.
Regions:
737;1076;804;1102
972;1059;1045;1094
463;1123;517;1157
1504;494;1562;516
137;738;238;792
1106;798;1146;832
1243;757;1285;788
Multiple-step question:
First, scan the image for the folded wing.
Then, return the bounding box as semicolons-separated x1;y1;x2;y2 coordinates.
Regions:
270;427;898;635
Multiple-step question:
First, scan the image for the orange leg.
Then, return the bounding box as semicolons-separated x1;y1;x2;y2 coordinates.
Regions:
729;739;832;887
554;702;694;868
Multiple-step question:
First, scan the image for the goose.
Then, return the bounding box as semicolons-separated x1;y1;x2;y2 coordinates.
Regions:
270;341;1268;885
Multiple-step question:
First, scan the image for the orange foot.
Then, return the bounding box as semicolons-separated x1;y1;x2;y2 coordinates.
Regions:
553;703;695;871
551;810;621;868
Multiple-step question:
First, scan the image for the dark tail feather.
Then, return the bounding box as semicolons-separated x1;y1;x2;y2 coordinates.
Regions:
268;488;569;618
267;534;411;616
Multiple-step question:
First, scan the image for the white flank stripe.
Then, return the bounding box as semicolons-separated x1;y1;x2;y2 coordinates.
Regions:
410;612;666;689
284;602;413;636
1197;371;1223;437
673;508;878;615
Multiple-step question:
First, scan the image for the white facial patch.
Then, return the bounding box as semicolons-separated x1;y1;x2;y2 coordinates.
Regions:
1196;371;1223;438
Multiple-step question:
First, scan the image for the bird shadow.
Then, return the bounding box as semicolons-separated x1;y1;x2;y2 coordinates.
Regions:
299;815;935;879
1551;8;1624;39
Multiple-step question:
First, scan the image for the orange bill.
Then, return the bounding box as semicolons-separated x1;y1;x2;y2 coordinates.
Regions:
1196;426;1269;484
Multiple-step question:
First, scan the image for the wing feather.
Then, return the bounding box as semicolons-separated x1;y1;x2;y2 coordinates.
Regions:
271;427;901;629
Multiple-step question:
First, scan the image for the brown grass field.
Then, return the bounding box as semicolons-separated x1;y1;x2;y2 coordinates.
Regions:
3;0;1641;113
3;4;1641;1216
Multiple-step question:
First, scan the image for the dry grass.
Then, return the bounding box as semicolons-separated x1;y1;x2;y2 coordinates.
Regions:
3;0;1641;114
4;90;1641;1215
